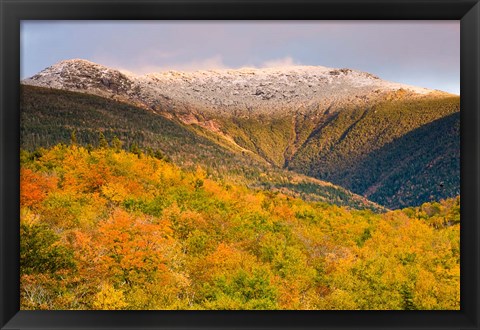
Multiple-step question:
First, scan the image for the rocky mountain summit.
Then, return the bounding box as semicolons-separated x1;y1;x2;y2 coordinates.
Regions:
23;59;447;118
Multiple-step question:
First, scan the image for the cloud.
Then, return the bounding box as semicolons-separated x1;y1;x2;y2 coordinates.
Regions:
115;55;229;75
144;50;181;60
261;56;300;68
169;55;229;71
113;55;304;75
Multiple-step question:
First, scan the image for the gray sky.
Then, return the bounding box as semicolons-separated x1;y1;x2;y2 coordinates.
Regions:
21;21;460;94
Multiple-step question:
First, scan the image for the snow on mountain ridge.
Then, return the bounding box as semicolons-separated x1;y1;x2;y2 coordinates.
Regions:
137;63;437;114
23;59;444;117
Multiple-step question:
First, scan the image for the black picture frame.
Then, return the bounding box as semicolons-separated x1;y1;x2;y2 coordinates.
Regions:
1;0;479;329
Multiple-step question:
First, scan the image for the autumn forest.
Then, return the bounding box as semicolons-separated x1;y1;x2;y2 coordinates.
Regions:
20;143;459;310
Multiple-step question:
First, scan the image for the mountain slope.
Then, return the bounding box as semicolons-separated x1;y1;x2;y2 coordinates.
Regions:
286;96;460;208
20;85;385;211
22;59;460;208
345;112;460;208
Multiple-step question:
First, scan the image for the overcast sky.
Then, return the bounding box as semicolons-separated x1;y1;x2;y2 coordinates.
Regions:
21;21;460;94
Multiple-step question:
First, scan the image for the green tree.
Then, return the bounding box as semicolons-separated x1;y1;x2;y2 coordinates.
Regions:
70;130;77;145
98;132;109;149
111;136;123;151
129;143;142;158
20;222;76;275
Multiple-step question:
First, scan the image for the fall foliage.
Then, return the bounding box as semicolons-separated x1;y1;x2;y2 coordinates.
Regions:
20;144;460;310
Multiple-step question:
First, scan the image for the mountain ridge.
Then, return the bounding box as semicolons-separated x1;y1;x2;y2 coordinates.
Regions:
23;59;452;115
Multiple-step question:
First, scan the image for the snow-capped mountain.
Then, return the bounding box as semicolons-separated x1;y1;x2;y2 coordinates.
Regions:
23;59;447;117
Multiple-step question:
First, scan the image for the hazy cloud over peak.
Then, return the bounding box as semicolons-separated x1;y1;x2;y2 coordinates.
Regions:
261;56;300;68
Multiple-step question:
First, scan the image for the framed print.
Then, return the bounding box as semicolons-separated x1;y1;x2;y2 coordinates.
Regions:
1;0;479;329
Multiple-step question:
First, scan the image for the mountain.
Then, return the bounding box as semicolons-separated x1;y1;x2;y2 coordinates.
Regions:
24;59;437;111
21;59;460;208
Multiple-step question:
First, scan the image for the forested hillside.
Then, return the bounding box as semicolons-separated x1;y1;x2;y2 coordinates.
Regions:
21;82;459;209
20;145;460;310
20;85;384;211
341;112;460;208
287;95;460;208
